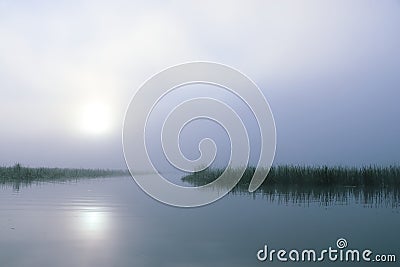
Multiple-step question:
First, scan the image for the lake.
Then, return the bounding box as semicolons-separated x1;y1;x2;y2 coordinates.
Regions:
1;176;399;266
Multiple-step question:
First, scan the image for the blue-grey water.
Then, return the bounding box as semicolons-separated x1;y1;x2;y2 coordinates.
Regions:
0;176;399;266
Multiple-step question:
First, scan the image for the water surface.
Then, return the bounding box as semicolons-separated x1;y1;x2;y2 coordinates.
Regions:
1;177;399;266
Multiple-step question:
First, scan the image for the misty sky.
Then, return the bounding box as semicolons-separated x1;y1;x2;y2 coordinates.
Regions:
1;0;399;169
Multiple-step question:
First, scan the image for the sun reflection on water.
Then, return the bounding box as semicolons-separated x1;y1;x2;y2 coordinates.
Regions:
74;207;109;239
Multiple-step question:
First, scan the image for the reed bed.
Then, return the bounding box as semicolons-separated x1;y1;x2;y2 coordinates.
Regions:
182;165;400;187
182;165;400;207
0;164;128;189
229;184;400;208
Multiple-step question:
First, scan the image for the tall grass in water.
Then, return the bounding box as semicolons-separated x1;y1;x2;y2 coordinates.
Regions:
229;184;400;208
0;164;128;190
182;165;400;207
182;165;400;187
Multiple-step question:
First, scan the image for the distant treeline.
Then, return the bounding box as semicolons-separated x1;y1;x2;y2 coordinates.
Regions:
0;164;128;184
182;165;400;187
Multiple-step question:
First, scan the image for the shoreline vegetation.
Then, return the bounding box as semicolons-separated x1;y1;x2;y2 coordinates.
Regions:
2;164;399;187
182;166;400;207
1;164;399;206
182;165;400;187
0;164;128;190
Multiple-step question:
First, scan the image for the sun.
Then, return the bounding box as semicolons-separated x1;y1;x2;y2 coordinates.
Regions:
78;102;112;136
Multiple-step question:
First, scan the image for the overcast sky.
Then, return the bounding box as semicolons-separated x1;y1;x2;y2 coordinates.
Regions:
1;0;399;169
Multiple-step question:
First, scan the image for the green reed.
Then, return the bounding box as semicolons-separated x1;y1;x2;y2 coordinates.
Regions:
0;163;127;188
182;165;400;187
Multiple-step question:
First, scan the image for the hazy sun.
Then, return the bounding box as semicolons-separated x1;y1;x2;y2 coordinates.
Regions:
79;102;112;136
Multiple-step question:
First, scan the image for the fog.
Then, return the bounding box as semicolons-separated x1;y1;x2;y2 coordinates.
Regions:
1;0;399;168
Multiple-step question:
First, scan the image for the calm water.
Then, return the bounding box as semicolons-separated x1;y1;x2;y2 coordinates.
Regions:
1;176;399;266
